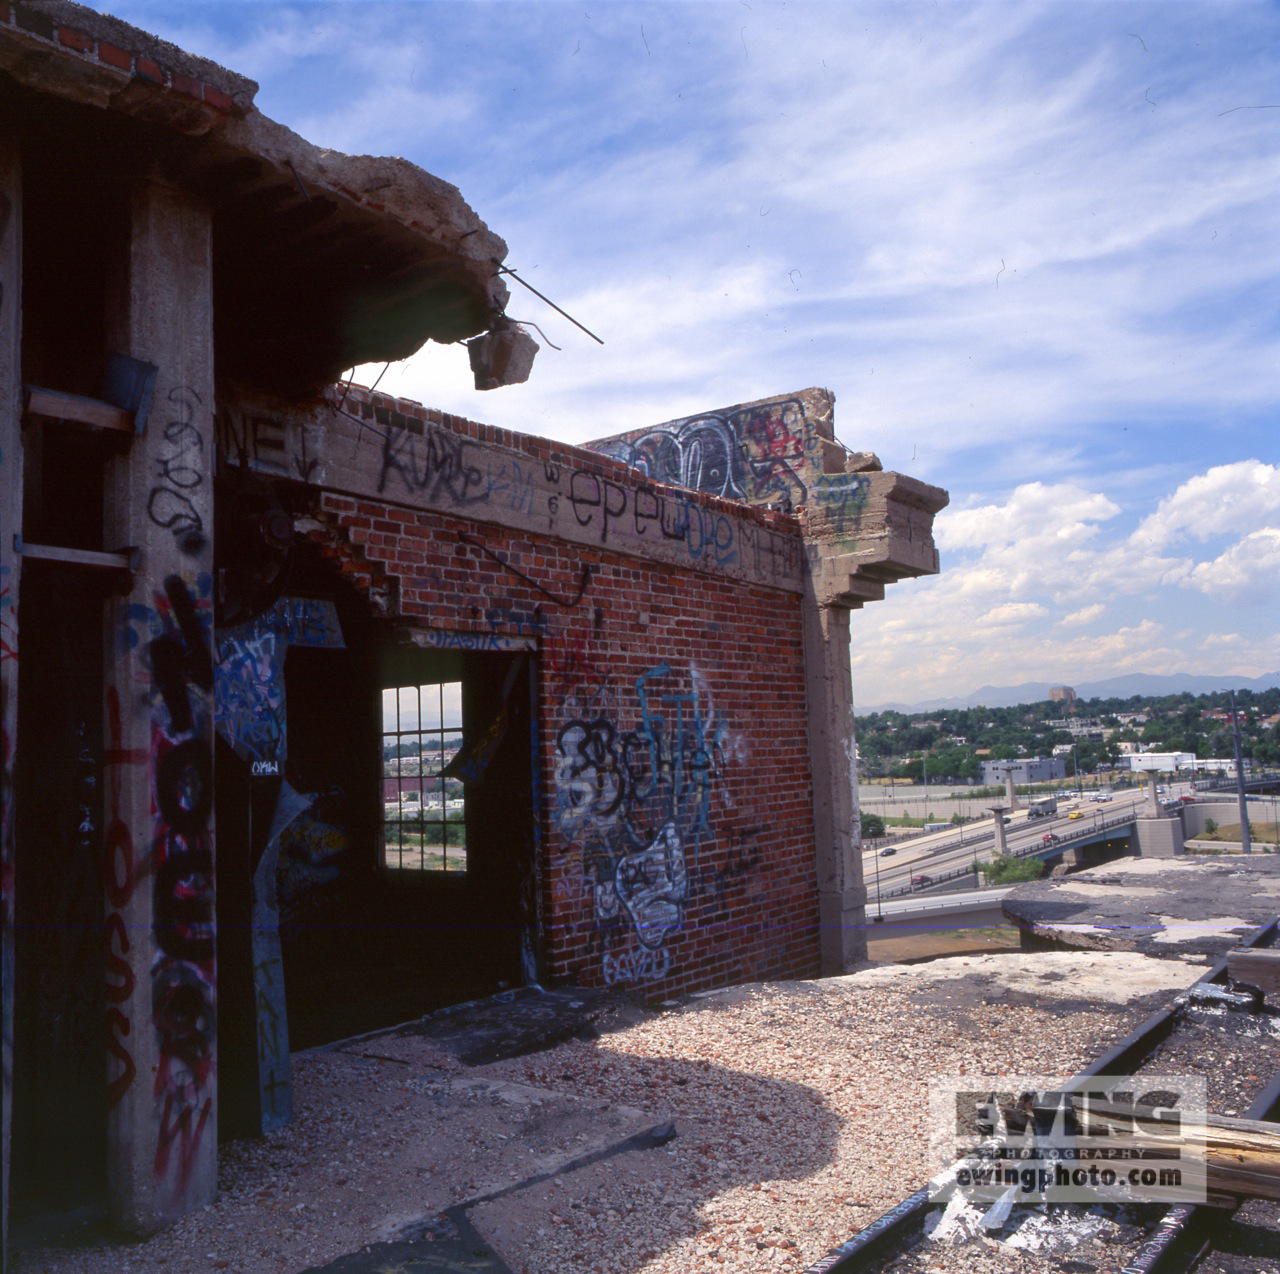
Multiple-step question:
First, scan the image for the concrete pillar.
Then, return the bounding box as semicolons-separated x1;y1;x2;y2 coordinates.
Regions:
102;175;217;1233
1145;772;1160;816
991;811;1009;857
1134;817;1184;859
1005;772;1017;811
0;121;23;1263
801;596;866;973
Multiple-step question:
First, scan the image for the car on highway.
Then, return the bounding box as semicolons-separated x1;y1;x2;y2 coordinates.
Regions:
1041;833;1059;845
911;874;932;886
879;846;897;857
1067;810;1084;820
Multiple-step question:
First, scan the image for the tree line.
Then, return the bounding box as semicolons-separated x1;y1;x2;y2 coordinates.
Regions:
855;687;1279;784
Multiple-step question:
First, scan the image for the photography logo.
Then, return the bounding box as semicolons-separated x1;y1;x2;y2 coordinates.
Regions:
927;1075;1207;1206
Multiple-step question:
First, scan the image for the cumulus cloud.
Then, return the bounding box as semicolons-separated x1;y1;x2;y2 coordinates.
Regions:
1136;461;1280;549
1185;527;1280;604
1060;603;1106;628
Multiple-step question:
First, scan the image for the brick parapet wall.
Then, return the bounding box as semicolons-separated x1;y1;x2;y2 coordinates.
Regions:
315;488;822;999
330;382;802;543
0;1;254;123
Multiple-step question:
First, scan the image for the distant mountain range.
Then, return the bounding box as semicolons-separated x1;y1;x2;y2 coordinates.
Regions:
858;671;1280;715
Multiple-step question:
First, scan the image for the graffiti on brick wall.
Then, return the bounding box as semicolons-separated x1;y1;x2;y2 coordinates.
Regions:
219;396;807;589
372;422;802;586
588;396;871;529
554;661;739;985
214;596;344;768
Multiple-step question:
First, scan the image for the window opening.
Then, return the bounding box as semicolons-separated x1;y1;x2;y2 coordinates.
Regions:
382;681;466;872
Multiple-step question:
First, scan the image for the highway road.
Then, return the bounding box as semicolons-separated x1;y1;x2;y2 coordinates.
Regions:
860;782;1187;899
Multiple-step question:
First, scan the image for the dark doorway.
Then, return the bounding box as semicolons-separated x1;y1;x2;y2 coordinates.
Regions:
10;564;109;1231
276;641;538;1049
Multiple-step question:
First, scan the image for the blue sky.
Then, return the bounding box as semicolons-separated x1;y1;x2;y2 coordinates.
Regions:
88;0;1279;705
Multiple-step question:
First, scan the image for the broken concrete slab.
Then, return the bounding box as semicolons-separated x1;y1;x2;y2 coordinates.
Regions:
1001;856;1280;961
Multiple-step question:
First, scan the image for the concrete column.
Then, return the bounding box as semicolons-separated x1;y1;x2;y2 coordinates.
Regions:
1004;772;1017;811
102;175;217;1233
0;121;23;1262
801;595;867;973
990;810;1009;856
1134;817;1184;859
1145;772;1160;816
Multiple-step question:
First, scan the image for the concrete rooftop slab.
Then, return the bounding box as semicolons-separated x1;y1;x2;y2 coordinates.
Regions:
1002;855;1280;961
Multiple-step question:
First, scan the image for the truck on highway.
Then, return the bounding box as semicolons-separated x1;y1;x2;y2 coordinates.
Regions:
1028;797;1058;819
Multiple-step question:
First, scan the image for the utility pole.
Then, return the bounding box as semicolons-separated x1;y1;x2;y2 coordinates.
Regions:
1231;690;1252;855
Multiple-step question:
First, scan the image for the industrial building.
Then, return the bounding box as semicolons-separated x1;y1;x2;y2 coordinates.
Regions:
0;0;946;1246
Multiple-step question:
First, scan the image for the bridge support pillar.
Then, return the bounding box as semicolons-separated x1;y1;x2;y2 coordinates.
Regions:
1134;817;1184;858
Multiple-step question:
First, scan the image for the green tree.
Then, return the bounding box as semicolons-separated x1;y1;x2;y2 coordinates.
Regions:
860;811;886;839
978;856;1045;885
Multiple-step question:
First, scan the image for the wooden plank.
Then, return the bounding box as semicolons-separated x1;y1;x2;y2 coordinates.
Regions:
14;537;139;571
1227;949;1280;1001
1069;1097;1280;1202
24;384;134;433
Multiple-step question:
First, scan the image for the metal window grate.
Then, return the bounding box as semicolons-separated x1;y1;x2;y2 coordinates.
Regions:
381;681;466;872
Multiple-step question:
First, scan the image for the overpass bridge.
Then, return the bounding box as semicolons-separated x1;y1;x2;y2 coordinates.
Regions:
874;806;1146;902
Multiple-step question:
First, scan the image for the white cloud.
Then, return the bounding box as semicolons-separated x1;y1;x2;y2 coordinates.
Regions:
1185;528;1280;604
1061;603;1106;628
75;0;1280;705
1136;461;1280;549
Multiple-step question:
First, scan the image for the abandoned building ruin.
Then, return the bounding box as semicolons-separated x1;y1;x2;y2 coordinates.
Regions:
0;0;947;1247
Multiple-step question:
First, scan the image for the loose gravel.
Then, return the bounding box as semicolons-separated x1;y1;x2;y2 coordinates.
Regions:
10;951;1232;1274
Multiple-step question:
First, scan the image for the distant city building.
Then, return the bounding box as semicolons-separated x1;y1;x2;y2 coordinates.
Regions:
981;757;1067;784
1197;757;1255;775
1063;717;1105;737
1125;752;1196;773
1049;686;1077;705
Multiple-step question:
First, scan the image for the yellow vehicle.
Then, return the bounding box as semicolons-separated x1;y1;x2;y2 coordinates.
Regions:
1068;810;1084;820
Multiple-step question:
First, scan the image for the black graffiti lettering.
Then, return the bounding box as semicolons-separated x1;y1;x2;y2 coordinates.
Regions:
633;487;660;538
156;455;203;489
150;635;192;733
377;424;486;503
569;470;601;530
601;479;628;542
165;575;214;692
148;388;206;550
147;488;204;537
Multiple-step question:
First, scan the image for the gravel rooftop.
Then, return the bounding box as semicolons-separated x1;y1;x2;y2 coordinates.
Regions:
14;950;1269;1274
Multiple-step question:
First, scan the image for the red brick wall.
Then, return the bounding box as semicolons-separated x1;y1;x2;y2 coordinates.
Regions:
315;491;821;999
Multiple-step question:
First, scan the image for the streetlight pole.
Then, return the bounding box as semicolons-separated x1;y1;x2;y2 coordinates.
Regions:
1231;690;1252;855
872;848;884;922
